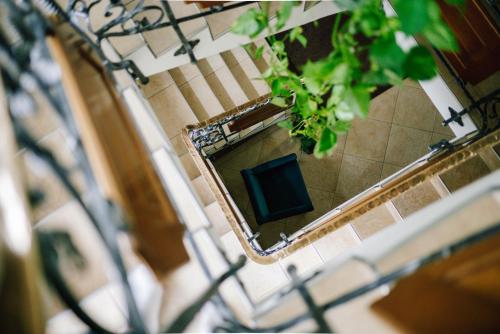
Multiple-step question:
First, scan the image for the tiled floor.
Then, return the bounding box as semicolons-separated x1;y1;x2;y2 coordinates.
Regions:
213;80;455;249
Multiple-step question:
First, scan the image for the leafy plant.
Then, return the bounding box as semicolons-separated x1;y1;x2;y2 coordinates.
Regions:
231;0;463;158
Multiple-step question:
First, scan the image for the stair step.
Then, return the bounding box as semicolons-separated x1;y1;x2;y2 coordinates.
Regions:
197;54;249;110
191;175;216;206
349;203;401;240
246;40;273;74
148;81;198;139
179;152;201;180
221;48;270;100
478;146;500;171
135;1;205;58
311;224;361;263
141;71;176;99
220;231;289;302
204;201;232;236
391;180;444;218
279;245;324;278
438;155;492;193
169;64;226;121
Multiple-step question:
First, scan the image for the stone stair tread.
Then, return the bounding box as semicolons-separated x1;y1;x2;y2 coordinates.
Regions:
391;180;445;218
177;75;226;120
141;71;176;99
221;49;269;100
204;201;232;236
148;83;198;139
311;224;361;263
179;152;202;180
438;155;492;193
191;175;217;206
349;203;400;240
247;41;273;74
198;54;249;111
220;231;289;303
169;64;226;121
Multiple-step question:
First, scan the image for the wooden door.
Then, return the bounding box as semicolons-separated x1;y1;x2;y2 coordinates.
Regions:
438;0;500;84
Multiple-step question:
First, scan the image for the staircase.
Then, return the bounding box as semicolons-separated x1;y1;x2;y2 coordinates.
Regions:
36;37;500;333
136;36;500;318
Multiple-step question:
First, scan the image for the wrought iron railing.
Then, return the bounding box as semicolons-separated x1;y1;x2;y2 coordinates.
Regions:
2;1;500;333
34;0;256;84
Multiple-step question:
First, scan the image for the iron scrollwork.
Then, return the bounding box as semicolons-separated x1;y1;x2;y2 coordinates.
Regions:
189;97;273;151
36;0;256;84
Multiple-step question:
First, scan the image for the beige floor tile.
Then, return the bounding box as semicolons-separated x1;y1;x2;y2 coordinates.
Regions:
257;129;301;165
384;125;432;166
141;71;175;98
178;75;225;121
368;86;399;122
214;136;263;171
430;131;454;146
191;175;216;206
204;202;232;236
148;85;198;138
279;245;324;278
256;220;286;250
350;203;398;240
179;152;201;180
439;155;492;192
333;155;383;206
403;78;421;88
216;167;250;211
345;118;392;162
311;224;361;263
392;180;442;218
285;188;335;236
299;151;342;192
380;163;403;180
393;85;437;131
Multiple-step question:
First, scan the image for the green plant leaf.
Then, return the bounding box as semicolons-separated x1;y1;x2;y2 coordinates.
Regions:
290;26;302;41
330;62;350;84
231;9;266;37
423;21;458;51
254;45;264;59
370;35;406;75
394;0;430;34
404;46;437;80
314;127;337;158
303;77;322;95
277;120;293;129
276;1;297;30
271;77;290;96
344;85;370;118
296;34;308;47
336;101;355;121
271;96;287;107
